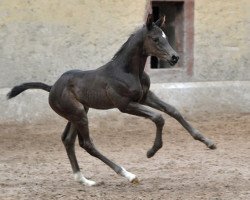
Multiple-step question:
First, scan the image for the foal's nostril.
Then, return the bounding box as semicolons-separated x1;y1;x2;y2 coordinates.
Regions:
172;55;179;62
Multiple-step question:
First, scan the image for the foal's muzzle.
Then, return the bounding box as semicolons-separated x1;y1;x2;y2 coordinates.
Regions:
168;55;179;66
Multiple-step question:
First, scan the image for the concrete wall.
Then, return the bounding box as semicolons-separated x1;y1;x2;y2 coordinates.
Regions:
1;81;250;123
0;0;146;88
0;0;249;122
194;0;250;81
1;0;249;87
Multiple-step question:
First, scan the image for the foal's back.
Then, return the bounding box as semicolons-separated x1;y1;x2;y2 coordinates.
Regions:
49;66;117;110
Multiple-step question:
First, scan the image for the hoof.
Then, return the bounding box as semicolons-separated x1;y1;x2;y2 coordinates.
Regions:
208;143;217;150
74;172;96;186
120;167;138;183
147;149;156;158
82;179;97;187
131;177;140;184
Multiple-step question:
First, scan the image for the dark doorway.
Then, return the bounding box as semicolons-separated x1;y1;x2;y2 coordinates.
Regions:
150;1;184;69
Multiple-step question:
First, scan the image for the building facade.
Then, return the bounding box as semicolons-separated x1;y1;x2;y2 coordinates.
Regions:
0;0;249;122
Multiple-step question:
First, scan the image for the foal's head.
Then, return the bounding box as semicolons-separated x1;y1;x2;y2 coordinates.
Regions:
143;15;179;66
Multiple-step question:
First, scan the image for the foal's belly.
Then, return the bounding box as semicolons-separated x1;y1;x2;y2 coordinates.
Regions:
62;71;114;109
77;88;114;109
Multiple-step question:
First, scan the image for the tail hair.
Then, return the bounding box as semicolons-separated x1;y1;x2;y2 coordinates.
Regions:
7;82;52;99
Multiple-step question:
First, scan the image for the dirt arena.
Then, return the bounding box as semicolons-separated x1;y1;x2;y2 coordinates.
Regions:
1;113;250;200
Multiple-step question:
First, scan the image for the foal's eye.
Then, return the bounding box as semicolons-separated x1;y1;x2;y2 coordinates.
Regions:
152;37;159;43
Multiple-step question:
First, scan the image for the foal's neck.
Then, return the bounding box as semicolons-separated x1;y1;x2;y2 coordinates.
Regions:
112;29;147;78
127;46;147;78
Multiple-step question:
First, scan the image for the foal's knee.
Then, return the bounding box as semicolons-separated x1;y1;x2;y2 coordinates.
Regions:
152;114;165;127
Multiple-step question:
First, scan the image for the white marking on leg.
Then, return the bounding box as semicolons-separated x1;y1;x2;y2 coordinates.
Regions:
162;31;166;39
74;172;96;186
120;167;137;182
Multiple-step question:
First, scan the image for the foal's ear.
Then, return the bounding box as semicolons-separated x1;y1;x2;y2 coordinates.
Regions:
155;15;166;28
146;14;154;30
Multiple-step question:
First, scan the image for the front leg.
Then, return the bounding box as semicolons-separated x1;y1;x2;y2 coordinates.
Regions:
107;85;165;158
143;91;216;149
118;102;165;158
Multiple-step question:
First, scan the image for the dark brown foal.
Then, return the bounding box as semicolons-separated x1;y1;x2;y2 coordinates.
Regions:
7;15;216;186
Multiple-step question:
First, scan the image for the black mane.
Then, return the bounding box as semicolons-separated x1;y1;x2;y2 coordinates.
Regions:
112;27;145;60
112;33;135;60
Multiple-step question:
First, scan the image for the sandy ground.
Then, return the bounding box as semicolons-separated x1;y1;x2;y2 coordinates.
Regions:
0;113;250;200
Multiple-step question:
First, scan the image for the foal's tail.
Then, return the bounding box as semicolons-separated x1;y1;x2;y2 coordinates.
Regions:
7;82;52;99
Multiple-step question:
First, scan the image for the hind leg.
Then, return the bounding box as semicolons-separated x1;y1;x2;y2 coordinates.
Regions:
51;90;137;184
61;121;96;186
72;107;138;183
